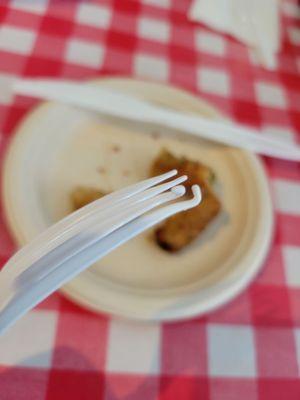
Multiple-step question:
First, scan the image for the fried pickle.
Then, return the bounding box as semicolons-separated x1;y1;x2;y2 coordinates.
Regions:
151;150;221;252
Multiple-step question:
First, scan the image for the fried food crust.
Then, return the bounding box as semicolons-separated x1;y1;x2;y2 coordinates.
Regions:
151;150;221;252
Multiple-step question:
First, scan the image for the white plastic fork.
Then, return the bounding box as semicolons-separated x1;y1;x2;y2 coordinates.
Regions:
15;176;188;289
0;171;184;297
0;172;201;335
1;170;185;285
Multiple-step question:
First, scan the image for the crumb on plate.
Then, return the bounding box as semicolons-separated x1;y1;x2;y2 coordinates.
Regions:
71;186;106;210
111;144;121;153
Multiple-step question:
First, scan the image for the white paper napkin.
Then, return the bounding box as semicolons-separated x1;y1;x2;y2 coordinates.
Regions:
189;0;281;69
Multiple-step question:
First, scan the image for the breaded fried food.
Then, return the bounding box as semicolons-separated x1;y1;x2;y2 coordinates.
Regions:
71;186;106;210
151;150;221;252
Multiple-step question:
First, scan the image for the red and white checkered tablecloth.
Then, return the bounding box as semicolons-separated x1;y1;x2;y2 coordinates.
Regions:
0;0;300;399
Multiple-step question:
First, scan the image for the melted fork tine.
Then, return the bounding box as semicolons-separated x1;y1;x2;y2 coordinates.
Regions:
1;170;178;278
90;185;202;260
63;186;202;274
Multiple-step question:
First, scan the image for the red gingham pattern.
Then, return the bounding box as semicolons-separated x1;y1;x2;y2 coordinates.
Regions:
0;1;300;399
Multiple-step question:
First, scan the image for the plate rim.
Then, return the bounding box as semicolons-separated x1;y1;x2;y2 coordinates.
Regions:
2;77;274;321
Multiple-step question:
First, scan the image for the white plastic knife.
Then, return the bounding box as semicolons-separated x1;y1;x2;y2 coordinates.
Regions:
14;78;300;161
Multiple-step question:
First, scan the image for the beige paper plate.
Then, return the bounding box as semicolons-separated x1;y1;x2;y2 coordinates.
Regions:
2;78;273;321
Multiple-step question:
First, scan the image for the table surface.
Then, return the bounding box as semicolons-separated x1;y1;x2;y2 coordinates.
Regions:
0;1;300;399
